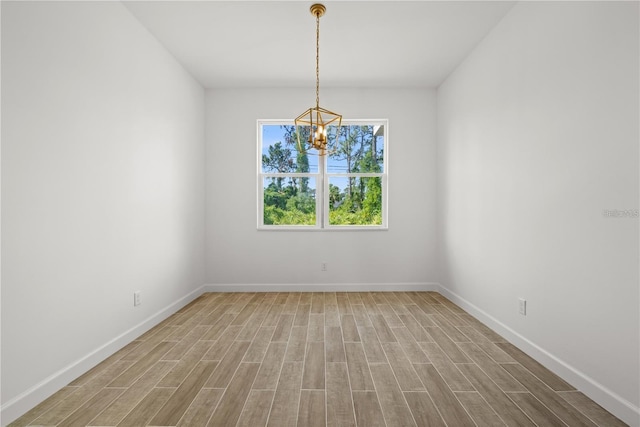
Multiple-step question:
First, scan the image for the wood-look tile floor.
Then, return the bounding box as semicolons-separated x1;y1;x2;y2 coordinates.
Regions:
11;292;628;427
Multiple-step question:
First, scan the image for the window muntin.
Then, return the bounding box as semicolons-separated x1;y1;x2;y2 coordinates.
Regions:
258;120;387;229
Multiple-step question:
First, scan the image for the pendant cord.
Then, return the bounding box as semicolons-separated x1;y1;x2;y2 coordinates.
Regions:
315;12;320;109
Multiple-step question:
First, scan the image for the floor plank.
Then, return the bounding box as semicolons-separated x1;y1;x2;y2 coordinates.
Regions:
107;341;175;388
284;325;308;362
502;363;598;427
340;314;361;342
457;363;536;427
90;360;175;425
32;361;133;426
237;312;268;341
507;392;568;427
9;386;80;427
236;390;275;427
325;326;347;362
271;314;294;342
58;388;123;427
424;326;470;363
458;342;526;392
244;326;276;363
455;391;507;427
369;314;398;342
116;387;175;427
381;342;425;391
176;388;224;427
253;342;287;390
369;363;417;427
157;341;211;387
344;342;375;391
496;342;576;391
294;303;311;327
297;390;326;427
301;341;325;389
419;342;474;391
398;313;432;342
358;325;388;363
206;362;261;426
558;391;629;427
326;363;356;427
267;362;303;427
352;391;386;427
392;327;430;363
149;360;218;426
202;324;242;359
308;313;325;341
412;363;476;427
404;391;447;427
205;340;250;388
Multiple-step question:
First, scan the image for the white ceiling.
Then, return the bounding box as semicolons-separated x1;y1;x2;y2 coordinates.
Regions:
123;1;516;89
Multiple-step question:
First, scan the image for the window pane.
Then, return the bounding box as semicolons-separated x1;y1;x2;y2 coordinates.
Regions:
262;124;318;173
328;176;382;226
263;177;316;226
327;125;384;174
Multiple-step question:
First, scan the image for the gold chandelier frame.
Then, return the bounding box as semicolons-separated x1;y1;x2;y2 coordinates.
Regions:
294;3;342;156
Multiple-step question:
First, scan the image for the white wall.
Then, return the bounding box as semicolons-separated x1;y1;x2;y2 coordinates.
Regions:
3;0;637;425
1;2;206;423
206;88;438;287
437;1;639;424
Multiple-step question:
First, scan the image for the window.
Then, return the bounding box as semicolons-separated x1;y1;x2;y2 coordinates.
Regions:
258;120;387;230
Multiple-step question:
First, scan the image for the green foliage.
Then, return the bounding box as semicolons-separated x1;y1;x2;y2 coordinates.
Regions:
329;177;382;225
264;204;315;225
264;182;288;210
329;209;382;226
362;177;382;218
329;184;343;207
262;142;294;174
286;192;315;214
263;181;316;225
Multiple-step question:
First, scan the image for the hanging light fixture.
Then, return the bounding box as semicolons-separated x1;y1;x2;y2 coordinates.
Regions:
295;3;342;156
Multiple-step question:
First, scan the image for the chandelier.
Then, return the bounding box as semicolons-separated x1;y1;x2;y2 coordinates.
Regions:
294;3;342;156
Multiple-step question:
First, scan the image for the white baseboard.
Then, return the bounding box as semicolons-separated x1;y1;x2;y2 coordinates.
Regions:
5;283;636;427
0;285;206;427
203;282;439;292
436;284;640;427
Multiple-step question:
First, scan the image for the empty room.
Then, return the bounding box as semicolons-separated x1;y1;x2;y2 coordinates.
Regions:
1;1;638;426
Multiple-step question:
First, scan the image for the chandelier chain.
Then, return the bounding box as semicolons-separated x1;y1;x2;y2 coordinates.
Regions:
315;12;320;109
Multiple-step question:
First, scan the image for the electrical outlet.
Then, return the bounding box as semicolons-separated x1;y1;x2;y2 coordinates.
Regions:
134;291;141;307
518;298;526;316
321;262;328;271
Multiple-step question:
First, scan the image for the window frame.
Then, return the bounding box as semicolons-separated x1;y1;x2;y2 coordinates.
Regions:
257;119;388;231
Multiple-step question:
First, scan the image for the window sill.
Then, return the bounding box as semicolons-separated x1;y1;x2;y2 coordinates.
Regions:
257;226;389;231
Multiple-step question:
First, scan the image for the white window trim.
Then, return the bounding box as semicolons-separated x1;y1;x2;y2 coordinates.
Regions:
257;119;388;231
